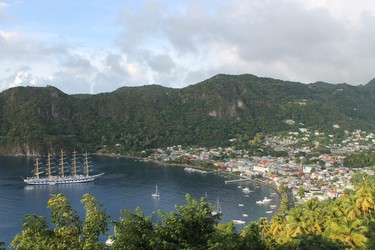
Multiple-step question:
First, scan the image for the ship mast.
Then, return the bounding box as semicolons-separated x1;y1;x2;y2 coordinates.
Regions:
47;153;51;178
61;150;64;177
85;152;89;177
35;158;39;178
73;150;77;177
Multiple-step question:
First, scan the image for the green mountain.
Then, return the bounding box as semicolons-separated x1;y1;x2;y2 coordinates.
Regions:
1;74;375;155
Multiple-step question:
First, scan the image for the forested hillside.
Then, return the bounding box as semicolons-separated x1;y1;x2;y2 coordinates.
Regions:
1;74;375;156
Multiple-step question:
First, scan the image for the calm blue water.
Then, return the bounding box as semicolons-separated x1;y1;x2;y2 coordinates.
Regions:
0;155;279;245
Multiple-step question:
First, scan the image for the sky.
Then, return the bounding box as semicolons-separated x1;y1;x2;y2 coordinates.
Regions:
1;0;375;94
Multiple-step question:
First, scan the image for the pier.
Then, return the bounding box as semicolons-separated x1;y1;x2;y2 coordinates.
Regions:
224;178;251;184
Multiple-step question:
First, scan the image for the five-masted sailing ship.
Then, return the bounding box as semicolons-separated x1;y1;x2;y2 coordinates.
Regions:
23;150;104;185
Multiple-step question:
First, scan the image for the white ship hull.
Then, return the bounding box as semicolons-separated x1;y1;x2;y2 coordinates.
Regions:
24;173;104;185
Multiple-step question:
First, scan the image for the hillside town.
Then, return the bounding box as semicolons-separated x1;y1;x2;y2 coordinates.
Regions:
146;127;375;205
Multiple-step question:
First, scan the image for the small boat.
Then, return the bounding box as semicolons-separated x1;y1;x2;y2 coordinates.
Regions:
238;203;244;207
266;211;273;214
184;167;208;174
242;187;251;193
152;185;160;198
270;205;277;209
270;192;276;196
242;213;248;217
105;238;114;246
212;198;223;216
256;200;264;204
232;219;246;225
263;197;272;202
243;194;249;198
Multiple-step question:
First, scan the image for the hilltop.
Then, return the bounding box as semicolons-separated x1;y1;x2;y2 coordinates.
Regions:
1;74;375;156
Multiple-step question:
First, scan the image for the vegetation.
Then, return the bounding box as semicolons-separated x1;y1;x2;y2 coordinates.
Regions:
2;74;375;155
10;194;109;250
9;175;375;249
344;152;375;168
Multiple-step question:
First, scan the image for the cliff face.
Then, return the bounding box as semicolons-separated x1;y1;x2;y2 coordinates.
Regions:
0;74;375;155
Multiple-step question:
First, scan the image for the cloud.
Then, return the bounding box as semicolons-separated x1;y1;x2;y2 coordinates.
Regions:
1;0;375;94
2;66;33;88
105;53;127;76
113;0;375;86
0;1;8;23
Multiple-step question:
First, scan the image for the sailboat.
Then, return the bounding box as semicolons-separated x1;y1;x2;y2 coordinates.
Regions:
152;185;160;198
212;198;222;216
23;150;104;185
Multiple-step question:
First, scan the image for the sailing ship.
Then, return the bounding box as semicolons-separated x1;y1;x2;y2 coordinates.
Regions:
152;185;160;198
23;150;104;185
211;198;222;216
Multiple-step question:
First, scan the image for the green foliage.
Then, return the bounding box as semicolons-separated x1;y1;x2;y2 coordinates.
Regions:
207;223;241;249
263;177;375;249
8;177;375;249
344;152;375;168
239;222;268;250
278;184;288;194
297;187;305;198
10;193;109;250
111;208;155;250
286;234;346;249
153;194;219;249
2;74;375;155
81;194;110;249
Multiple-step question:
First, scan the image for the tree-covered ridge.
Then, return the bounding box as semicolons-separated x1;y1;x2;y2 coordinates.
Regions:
9;175;375;249
2;74;375;155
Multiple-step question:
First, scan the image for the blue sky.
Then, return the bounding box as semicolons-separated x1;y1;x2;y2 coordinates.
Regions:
1;0;375;94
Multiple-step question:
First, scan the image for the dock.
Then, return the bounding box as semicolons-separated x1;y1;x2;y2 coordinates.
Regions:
225;178;251;184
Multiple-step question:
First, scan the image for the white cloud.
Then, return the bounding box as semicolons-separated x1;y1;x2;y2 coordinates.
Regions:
0;1;8;22
1;0;375;94
114;0;375;86
300;0;375;24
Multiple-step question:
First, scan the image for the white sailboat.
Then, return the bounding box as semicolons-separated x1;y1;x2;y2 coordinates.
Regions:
152;185;160;198
212;198;222;216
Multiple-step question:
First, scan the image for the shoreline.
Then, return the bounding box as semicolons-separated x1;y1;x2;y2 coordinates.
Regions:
94;152;285;215
93;152;214;171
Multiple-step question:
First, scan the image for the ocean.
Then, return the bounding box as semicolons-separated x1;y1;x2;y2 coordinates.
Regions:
0;155;279;246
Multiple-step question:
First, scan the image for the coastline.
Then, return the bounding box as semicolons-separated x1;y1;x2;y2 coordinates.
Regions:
94;152;286;215
92;152;212;171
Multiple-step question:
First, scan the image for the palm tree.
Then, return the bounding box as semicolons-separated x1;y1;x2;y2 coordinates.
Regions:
325;217;368;249
285;209;310;238
329;199;345;218
344;202;362;221
355;185;374;215
269;214;285;237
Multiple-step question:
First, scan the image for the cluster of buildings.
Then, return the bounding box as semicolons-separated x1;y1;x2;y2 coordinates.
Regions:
148;127;375;205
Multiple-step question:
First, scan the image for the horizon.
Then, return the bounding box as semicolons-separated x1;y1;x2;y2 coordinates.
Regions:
2;73;374;96
1;0;375;94
0;73;375;95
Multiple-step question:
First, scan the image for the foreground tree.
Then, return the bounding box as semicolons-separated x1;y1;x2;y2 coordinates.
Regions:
153;194;219;249
111;208;155;250
10;193;109;250
110;194;220;249
207;222;241;249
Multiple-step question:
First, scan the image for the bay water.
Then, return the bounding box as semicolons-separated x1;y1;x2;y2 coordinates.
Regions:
0;155;279;245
